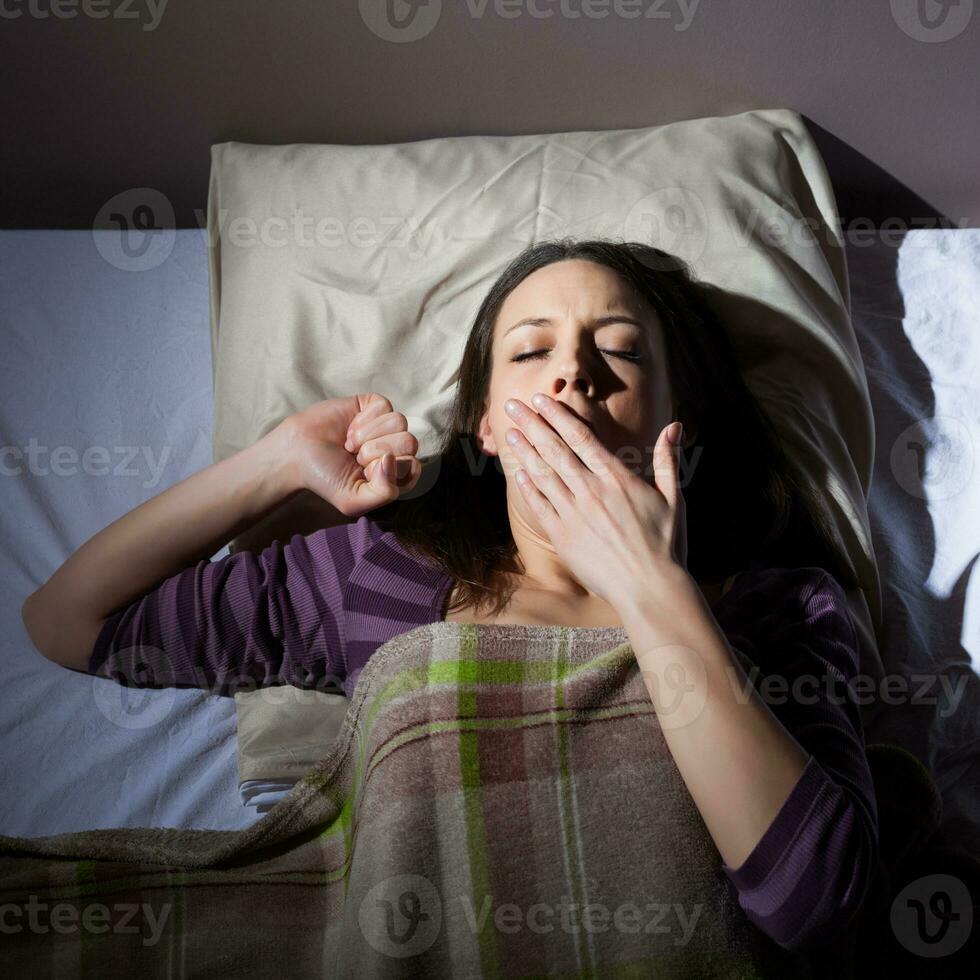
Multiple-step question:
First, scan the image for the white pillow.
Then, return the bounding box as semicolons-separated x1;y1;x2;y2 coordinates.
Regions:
207;108;887;779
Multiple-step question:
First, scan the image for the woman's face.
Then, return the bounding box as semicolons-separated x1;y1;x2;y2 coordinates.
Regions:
478;258;675;491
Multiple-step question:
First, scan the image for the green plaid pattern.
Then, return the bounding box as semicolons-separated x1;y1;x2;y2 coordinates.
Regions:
1;623;819;978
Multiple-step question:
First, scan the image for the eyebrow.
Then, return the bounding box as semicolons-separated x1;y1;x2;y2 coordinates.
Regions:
503;314;645;337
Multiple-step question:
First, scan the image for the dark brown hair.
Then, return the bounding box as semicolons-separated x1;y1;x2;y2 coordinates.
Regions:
371;238;859;618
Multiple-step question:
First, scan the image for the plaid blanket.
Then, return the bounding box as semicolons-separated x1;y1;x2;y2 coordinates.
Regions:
0;622;825;979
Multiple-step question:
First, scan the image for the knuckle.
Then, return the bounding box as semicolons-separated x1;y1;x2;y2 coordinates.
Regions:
531;456;552;479
539;438;562;462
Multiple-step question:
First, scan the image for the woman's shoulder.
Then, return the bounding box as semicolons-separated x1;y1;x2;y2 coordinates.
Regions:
728;562;840;597
305;514;392;557
281;516;399;595
719;562;850;628
718;562;858;666
308;514;450;588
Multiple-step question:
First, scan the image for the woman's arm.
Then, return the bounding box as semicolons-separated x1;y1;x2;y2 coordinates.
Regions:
618;565;879;952
21;424;302;671
619;563;812;870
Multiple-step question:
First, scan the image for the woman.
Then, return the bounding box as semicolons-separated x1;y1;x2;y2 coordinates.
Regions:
23;238;879;958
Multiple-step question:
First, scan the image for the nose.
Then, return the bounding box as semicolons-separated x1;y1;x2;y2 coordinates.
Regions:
549;347;596;400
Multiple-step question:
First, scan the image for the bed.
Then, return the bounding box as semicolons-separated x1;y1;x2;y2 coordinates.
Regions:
1;225;978;860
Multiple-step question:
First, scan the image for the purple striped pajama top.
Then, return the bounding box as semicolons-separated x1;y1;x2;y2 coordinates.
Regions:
87;514;880;954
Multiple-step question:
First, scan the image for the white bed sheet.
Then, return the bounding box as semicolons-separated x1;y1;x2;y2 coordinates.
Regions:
0;229;257;835
1;227;978;853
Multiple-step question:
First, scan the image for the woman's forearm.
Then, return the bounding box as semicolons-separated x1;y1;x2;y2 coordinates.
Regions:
22;425;302;665
617;564;811;871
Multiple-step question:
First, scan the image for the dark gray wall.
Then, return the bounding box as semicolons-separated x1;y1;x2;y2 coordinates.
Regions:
1;0;977;229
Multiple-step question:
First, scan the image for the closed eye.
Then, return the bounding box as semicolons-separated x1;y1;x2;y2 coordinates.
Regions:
510;349;643;363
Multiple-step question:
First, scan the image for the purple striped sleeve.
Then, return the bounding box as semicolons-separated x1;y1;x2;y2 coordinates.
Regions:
87;517;382;697
718;567;880;953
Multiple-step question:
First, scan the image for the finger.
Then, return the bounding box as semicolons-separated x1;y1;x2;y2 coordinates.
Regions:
344;397;389;452
652;421;683;510
365;452;417;492
506;427;574;519
388;454;419;488
513;394;615;482
395;455;422;491
503;398;594;492
514;466;560;537
357;429;419;466
347;409;408;453
360;452;397;505
362;391;394;415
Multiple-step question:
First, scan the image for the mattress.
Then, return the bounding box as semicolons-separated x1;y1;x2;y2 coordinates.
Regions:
1;227;978;855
